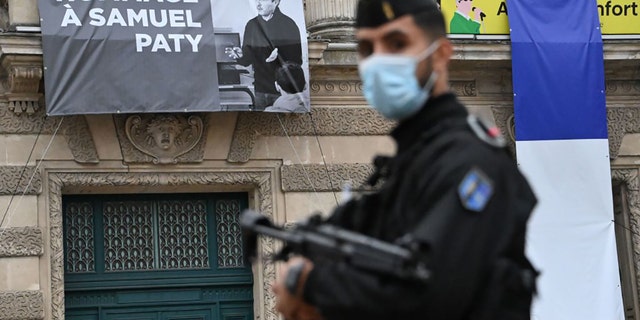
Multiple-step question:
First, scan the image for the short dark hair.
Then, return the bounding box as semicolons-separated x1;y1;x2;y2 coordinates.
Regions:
276;62;306;94
411;7;447;41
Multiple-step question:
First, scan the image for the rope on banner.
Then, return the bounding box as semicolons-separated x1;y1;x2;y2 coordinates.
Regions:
0;117;64;238
307;112;340;206
0;116;48;228
276;113;340;211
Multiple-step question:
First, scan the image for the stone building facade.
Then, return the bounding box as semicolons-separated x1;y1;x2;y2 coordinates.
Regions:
0;0;639;319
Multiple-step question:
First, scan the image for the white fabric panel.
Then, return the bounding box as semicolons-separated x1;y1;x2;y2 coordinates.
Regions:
516;139;624;320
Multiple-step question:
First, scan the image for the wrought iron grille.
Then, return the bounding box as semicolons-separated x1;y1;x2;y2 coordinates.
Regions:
158;200;210;270
103;201;155;272
63;196;245;274
64;202;95;273
216;200;245;268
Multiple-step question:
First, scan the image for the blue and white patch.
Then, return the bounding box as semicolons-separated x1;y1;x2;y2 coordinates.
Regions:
458;168;494;212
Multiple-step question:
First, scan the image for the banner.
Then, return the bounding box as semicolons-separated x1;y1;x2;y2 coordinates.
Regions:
440;0;640;35
507;0;624;319
39;0;310;115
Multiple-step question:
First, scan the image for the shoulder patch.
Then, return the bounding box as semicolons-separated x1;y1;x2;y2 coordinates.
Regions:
458;168;494;212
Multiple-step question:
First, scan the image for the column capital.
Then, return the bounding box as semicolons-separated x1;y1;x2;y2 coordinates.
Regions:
305;0;357;42
0;35;43;114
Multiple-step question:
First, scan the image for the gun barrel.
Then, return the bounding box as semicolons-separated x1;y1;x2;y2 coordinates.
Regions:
239;209;430;282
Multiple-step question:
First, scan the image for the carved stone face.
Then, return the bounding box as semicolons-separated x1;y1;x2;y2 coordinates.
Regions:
147;116;180;150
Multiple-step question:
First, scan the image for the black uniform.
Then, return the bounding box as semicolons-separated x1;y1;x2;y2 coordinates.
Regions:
237;7;302;95
302;93;538;320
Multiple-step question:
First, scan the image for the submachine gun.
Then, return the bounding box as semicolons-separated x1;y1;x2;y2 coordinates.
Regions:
239;209;430;282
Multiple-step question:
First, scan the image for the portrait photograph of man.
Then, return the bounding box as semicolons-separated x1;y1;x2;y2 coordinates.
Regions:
211;0;310;112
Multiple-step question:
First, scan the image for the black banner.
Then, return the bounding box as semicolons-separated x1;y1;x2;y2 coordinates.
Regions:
39;0;310;115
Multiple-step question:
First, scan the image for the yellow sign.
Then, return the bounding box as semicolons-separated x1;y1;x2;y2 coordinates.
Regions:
598;0;640;34
441;0;639;35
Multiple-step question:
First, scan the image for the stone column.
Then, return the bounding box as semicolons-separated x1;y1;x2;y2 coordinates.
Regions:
6;0;39;27
305;0;357;42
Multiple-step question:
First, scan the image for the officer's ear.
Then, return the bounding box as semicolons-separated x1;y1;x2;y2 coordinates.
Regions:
431;38;453;72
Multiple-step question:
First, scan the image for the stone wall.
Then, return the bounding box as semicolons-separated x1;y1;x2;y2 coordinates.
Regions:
0;1;639;320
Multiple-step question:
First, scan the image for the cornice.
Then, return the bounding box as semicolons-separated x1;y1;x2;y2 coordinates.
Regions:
0;34;637;64
227;106;394;163
490;105;640;160
0;34;42;56
312;40;640;66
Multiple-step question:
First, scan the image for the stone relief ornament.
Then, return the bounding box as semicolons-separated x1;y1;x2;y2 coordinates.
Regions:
612;169;640;301
48;171;277;320
608;107;640;159
0;227;43;257
0;166;41;195
0;291;44;320
281;163;375;192
490;106;516;157
123;114;205;164
228;107;394;163
450;80;477;97
64;115;99;163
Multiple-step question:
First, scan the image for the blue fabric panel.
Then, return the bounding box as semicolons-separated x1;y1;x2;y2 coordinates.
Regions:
508;0;603;43
507;0;607;141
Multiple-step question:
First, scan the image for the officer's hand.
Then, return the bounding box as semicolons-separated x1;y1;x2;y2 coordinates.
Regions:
266;48;279;63
272;257;322;320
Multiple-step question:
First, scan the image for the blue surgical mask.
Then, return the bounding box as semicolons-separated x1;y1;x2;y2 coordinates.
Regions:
358;41;440;120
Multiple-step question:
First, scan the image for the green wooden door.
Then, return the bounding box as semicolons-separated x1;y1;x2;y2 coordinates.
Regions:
62;193;253;320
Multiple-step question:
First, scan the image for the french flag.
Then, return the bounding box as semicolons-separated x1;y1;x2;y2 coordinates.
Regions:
507;0;624;318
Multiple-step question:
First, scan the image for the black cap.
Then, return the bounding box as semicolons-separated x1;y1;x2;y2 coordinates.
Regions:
355;0;440;28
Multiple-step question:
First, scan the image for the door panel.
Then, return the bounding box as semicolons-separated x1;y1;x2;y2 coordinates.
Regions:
101;306;213;320
63;193;253;320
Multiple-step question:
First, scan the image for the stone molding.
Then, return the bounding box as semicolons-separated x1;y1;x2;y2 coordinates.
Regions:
0;227;42;257
64;115;99;164
308;40;330;64
491;106;640;159
608;107;640;159
0;166;41;195
48;171;278;320
490;106;516;156
310;79;365;104
309;78;477;103
114;114;208;164
0;103;58;134
0;109;99;163
0;290;44;320
281;163;374;192
451;80;478;97
606;79;640;96
612;169;640;304
305;0;357;41
228;107;394;163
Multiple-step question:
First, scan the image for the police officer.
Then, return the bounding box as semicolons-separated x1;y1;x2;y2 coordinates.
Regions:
271;1;538;320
